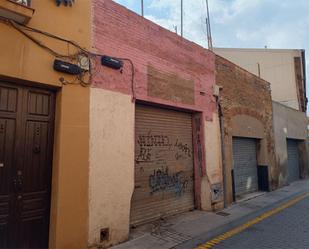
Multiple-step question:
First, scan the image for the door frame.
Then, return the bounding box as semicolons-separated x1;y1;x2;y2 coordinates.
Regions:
286;138;301;183
0;76;57;247
132;101;207;214
231;136;259;201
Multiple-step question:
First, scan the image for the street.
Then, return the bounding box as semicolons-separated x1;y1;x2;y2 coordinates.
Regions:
202;195;309;249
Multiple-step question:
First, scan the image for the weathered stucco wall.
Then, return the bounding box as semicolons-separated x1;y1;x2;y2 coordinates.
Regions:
215;55;276;204
89;88;135;247
0;1;91;248
203;113;223;210
272;101;309;186
90;0;220;247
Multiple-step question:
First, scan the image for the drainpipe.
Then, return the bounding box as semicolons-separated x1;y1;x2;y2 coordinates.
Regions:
257;63;261;78
217;92;227;208
301;50;307;112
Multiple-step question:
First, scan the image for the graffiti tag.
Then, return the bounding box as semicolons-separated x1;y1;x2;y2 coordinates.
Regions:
174;139;192;159
136;147;152;163
137;134;172;148
149;167;189;196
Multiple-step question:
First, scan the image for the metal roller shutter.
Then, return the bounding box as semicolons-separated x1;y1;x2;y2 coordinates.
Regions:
287;139;300;183
232;137;258;198
131;105;195;226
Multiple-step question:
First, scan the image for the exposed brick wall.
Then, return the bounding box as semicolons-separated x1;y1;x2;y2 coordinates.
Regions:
90;1;218;246
92;0;216;119
215;55;277;203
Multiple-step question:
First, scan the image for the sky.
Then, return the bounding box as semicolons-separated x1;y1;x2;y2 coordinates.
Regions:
113;0;309;112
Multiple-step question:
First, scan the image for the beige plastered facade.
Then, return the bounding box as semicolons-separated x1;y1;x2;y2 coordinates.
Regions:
0;1;91;248
214;48;303;110
89;88;135;247
272;101;309;186
202;113;223;210
88;89;223;247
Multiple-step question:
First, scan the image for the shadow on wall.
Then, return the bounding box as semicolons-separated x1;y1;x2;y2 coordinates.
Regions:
275;139;309;187
275;157;288;188
300;141;309;178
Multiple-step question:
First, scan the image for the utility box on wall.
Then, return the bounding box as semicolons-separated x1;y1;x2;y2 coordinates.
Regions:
211;183;224;203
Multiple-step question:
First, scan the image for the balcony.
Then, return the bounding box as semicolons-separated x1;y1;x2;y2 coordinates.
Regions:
11;0;31;7
0;0;34;24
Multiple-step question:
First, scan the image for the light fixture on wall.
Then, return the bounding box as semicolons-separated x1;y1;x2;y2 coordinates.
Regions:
101;55;123;70
53;59;82;75
55;0;75;7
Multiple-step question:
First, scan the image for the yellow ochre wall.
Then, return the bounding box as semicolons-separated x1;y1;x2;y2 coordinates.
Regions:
0;1;91;248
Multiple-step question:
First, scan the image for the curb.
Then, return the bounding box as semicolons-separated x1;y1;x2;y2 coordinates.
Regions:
173;189;308;249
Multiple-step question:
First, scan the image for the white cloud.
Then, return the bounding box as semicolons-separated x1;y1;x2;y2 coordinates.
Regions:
113;0;309;107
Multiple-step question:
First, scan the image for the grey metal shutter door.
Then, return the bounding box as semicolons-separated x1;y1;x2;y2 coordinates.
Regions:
131;105;194;226
287;139;300;183
232;137;258;197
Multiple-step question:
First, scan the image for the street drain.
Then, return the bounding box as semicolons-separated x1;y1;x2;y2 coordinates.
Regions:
216;211;230;216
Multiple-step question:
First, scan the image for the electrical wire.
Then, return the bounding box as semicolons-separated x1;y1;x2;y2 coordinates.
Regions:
9;18;89;54
117;58;136;102
80;51;136;101
1;17;136;94
8;19;73;59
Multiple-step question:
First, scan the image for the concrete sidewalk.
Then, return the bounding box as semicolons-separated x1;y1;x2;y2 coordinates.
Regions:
111;180;309;249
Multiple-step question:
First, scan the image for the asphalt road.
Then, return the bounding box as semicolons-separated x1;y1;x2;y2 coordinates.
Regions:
210;195;309;249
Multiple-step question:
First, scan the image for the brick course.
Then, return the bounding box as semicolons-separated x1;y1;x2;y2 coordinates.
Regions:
92;0;216;119
215;55;277;203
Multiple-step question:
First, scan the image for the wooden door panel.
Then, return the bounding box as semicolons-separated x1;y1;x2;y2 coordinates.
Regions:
17;88;54;248
18;191;49;248
0;82;55;249
19;216;48;249
0;86;18;113
0;83;20;249
0;226;8;249
0;195;9;249
26;90;52;117
22;121;50;192
0;119;16;194
0;118;16;248
21;191;48;213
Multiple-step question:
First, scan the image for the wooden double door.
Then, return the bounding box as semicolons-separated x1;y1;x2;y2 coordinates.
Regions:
0;81;55;249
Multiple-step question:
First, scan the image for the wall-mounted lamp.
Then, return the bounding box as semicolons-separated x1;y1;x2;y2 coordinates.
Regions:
101;55;123;70
56;0;75;7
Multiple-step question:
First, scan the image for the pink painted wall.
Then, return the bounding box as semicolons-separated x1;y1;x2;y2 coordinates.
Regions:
92;0;216;119
89;2;219;245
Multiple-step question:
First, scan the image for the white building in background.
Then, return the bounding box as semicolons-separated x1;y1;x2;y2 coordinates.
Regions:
214;47;309;188
214;48;307;112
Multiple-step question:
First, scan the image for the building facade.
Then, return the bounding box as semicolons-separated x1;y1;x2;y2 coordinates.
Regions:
1;1;307;249
89;1;223;247
0;0;224;248
214;48;307;112
215;55;276;205
0;0;91;248
214;48;309;190
272;102;309;186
